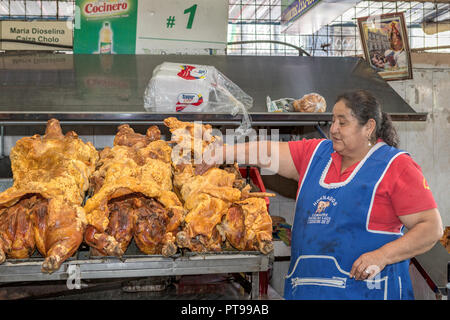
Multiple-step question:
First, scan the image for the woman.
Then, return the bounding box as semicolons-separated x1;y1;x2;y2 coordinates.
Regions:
213;89;443;300
384;23;407;69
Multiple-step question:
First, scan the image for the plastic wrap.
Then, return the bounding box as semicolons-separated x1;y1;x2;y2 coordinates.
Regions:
267;93;326;113
266;96;295;112
144;62;253;135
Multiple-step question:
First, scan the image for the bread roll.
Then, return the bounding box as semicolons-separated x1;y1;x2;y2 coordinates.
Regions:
293;93;326;113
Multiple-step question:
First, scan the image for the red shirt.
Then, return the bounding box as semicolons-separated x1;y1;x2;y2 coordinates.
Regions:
288;139;437;233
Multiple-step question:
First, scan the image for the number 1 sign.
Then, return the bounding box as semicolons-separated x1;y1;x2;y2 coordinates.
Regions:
136;0;228;54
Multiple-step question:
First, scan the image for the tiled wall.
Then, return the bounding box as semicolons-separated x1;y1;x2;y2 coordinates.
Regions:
265;188;296;226
389;59;450;227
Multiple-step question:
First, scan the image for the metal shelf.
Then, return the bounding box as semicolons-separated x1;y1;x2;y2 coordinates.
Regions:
0;251;269;284
0;112;427;124
0;53;426;123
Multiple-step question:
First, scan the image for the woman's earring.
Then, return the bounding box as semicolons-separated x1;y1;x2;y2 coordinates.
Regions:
368;136;372;147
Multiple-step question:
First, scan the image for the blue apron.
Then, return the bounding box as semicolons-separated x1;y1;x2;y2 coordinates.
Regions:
284;140;414;300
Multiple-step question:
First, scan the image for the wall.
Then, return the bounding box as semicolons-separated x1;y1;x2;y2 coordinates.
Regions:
389;53;450;227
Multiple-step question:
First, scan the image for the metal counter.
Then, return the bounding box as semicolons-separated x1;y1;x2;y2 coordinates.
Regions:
0;251;268;282
0;53;426;124
413;242;449;296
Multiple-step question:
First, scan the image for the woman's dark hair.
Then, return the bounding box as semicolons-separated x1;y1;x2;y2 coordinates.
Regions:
336;90;399;148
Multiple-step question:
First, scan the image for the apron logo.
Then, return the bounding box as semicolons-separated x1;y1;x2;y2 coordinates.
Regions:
308;196;338;225
315;200;330;214
423;177;430;190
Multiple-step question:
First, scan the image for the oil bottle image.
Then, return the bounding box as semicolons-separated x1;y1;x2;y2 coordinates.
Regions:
99;21;113;54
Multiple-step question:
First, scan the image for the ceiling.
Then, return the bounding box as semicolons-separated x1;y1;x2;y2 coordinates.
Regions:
228;1;450;28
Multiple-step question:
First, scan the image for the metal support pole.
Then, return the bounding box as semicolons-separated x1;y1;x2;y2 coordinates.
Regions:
251;272;260;300
314;123;329;139
0;126;4;159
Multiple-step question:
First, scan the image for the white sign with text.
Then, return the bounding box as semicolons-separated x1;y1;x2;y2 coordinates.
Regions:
0;21;72;50
136;0;228;54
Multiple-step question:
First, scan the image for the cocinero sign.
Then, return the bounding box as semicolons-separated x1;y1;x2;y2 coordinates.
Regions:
75;0;137;54
83;0;129;16
281;0;321;24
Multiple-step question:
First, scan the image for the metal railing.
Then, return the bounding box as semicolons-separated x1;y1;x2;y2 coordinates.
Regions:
227;40;311;56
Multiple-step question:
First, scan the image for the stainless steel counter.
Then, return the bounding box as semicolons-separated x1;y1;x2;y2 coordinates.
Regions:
0;53;426;124
414;242;449;296
0;251;269;283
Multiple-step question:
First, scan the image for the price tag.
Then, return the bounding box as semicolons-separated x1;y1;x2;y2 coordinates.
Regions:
136;0;228;54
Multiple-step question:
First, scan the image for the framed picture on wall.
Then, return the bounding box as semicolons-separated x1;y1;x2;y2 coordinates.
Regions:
357;12;413;81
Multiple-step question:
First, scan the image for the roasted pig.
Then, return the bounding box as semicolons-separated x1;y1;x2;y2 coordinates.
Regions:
164;117;274;254
0;119;98;273
84;124;185;257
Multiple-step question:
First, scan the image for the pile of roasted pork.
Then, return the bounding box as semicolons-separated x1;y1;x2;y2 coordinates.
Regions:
164;117;274;254
0;119;97;273
0;118;274;273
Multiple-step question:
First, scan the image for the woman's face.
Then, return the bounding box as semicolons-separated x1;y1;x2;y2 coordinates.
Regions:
330;101;373;157
391;33;403;51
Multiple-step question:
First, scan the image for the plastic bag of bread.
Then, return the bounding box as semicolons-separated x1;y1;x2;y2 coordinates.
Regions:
293;93;326;113
441;226;450;253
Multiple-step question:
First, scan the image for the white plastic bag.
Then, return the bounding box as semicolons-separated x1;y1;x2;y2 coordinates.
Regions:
145;62;213;112
144;62;254;134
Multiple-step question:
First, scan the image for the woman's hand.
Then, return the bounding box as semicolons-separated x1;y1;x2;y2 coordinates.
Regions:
349;250;388;281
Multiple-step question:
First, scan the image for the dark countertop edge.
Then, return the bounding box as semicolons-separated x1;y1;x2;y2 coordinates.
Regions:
0;112;428;123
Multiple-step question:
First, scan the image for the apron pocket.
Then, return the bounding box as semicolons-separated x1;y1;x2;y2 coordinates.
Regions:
291;276;347;289
285;255;389;300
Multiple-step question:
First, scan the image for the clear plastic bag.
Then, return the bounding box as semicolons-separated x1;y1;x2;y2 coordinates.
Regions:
266;96;295;112
293;93;327;113
144;62;253;135
266;93;326;113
